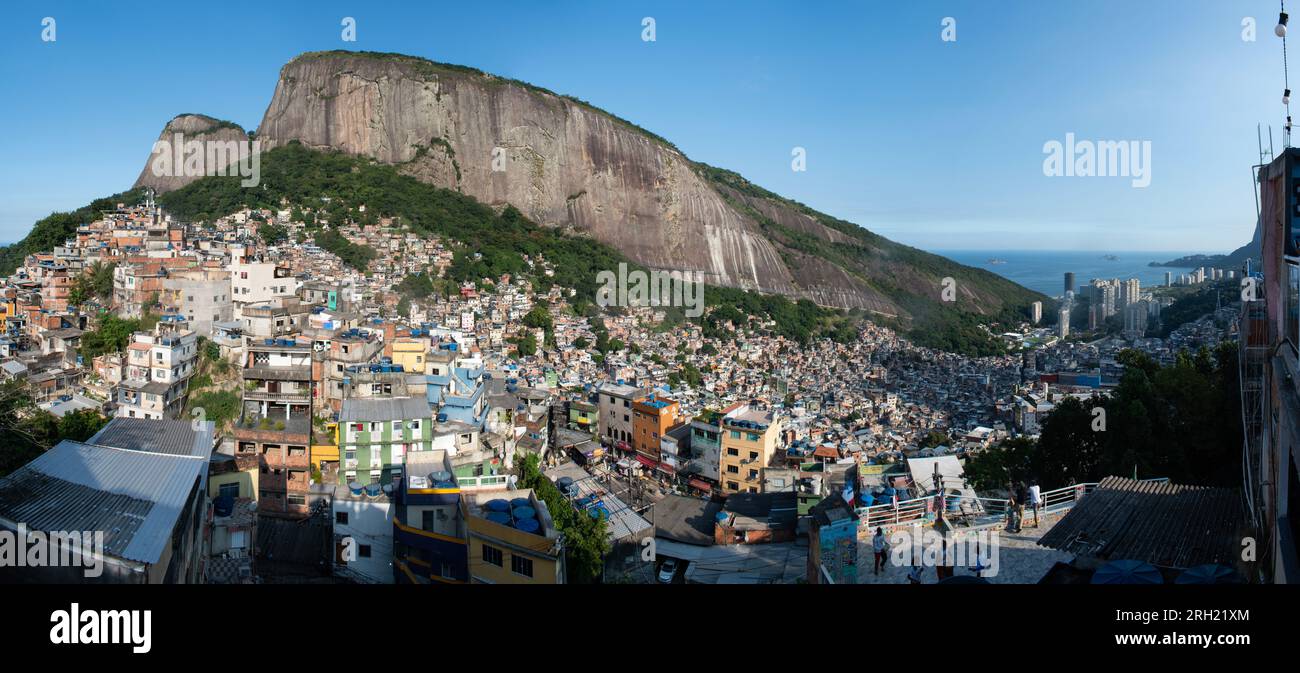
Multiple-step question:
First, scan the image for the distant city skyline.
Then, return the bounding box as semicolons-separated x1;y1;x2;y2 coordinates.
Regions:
0;1;1283;253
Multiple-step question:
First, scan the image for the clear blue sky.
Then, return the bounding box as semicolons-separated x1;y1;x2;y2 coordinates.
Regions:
0;0;1285;253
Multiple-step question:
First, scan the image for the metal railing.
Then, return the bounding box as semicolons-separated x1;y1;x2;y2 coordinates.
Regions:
854;478;1170;531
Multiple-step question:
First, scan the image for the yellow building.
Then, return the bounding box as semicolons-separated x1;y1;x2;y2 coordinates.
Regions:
208;455;259;500
390;337;428;375
719;403;783;495
464;489;565;584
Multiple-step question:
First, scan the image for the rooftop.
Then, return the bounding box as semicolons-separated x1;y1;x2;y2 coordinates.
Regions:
0;436;209;565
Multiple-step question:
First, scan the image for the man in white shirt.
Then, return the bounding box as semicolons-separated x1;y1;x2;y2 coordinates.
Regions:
1028;482;1042;527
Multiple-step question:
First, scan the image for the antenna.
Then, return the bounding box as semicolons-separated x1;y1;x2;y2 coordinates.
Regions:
1283;1;1294;146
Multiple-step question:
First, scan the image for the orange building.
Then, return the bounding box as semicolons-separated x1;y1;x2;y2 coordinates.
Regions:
632;394;680;465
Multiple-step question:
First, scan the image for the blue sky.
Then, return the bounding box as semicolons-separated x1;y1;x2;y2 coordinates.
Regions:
0;0;1285;253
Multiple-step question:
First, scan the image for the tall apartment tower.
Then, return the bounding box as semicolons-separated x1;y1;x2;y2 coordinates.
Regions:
1064;272;1076;296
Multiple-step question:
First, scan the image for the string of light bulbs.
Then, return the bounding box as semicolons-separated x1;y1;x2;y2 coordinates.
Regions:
1280;2;1292;144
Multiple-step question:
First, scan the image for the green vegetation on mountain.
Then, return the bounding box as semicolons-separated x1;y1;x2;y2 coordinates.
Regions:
694;163;1047;354
5;140;1041;356
1155;280;1235;338
0;189;145;276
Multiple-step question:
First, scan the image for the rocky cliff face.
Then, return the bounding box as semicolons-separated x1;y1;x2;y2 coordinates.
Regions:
134;114;250;193
153;51;1039;317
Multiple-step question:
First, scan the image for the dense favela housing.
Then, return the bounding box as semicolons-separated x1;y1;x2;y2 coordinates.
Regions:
0;184;1287;586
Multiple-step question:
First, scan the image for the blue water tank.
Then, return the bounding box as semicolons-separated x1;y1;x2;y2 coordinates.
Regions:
512;506;536;521
486;499;510;512
437;413;448;423
486;511;511;525
510;497;531;509
515;518;541;534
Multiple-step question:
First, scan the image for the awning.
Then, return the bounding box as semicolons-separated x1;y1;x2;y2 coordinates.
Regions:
688;478;713;492
657;462;675;475
634;454;657;469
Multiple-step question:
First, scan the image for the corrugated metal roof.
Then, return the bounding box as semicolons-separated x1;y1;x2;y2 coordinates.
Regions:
0;441;206;565
339;396;431;423
1037;476;1243;569
89;418;214;458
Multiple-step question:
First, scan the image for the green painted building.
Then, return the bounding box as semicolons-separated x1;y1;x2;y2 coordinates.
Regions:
339;396;434;486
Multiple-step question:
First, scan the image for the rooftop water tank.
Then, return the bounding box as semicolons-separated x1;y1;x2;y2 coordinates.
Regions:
486;511;511;525
486;499;510;513
348;481;364;496
515;518;541;534
512;506;536;521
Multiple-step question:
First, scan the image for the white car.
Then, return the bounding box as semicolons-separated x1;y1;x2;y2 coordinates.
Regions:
657;558;678;583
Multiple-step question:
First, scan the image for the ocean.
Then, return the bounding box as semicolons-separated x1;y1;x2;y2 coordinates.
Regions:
934;250;1210;299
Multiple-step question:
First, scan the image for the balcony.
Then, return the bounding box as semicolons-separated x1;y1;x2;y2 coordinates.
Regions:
243;382;311;404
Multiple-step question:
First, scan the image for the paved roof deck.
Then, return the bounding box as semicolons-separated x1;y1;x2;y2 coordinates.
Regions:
545;461;652;542
856;511;1073;584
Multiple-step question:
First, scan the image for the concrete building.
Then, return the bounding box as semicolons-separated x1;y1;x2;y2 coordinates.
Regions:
632;393;680;467
162;267;233;337
338;396;433;487
116;316;198;420
719;402;783;495
234;339;313;518
596;381;646;451
463;489;564;584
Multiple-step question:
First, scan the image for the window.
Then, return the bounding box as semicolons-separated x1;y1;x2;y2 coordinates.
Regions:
422;510;435;531
730;430;741;440
483;545;503;567
510;554;533;578
218;482;240;499
359;544;372;558
335;511;349;525
726;448;739;456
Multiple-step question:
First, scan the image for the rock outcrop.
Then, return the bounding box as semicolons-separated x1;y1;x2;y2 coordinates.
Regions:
134;114;250;194
142;51;1045;316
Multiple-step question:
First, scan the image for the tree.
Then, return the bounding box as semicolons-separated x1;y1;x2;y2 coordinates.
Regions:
963;343;1242;490
57;409;109;442
517;454;609;583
